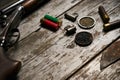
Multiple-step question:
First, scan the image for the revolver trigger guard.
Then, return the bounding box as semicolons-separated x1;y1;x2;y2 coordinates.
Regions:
6;28;20;48
11;28;20;45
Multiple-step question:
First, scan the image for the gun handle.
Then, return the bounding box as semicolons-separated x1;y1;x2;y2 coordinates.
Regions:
0;47;21;80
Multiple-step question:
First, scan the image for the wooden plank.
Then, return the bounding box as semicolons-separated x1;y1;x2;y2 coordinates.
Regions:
8;0;120;80
18;0;83;40
69;39;120;80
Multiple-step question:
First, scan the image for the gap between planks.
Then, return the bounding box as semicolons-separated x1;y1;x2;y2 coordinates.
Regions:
66;36;120;80
8;0;120;79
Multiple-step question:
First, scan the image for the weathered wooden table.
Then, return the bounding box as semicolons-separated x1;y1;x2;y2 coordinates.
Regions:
7;0;120;80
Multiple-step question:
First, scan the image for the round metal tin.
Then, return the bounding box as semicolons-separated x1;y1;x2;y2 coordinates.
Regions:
78;16;95;29
75;31;93;47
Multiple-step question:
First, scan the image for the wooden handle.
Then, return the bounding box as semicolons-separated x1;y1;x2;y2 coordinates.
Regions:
22;0;39;9
0;47;21;80
22;0;50;12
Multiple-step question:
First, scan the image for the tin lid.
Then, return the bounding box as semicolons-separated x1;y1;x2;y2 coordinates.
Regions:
78;16;95;29
75;31;93;46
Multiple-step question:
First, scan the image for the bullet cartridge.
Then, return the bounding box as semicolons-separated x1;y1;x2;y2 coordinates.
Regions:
98;6;110;24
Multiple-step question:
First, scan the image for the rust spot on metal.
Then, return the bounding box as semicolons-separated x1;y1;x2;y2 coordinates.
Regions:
100;40;120;70
104;41;120;60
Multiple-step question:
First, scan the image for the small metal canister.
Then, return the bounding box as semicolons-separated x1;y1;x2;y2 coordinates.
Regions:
78;16;95;29
64;25;76;35
64;13;78;22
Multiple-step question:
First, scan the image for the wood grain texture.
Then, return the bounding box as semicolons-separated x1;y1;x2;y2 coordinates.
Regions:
69;39;120;80
7;0;120;80
18;0;82;41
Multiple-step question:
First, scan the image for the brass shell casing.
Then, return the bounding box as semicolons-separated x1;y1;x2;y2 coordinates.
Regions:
99;6;110;24
103;20;120;32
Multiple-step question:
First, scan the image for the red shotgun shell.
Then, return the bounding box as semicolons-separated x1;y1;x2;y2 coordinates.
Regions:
41;18;59;30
